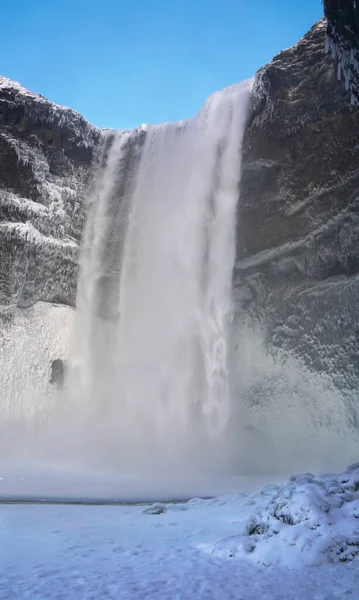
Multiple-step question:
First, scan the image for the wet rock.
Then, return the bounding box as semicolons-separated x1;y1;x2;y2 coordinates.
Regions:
50;358;66;387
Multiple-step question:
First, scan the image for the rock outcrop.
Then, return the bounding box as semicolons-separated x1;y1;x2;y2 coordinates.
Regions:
0;76;99;314
236;20;359;390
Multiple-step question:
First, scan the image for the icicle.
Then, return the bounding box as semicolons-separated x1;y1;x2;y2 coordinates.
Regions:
344;70;350;91
331;41;336;59
337;61;342;81
325;34;329;54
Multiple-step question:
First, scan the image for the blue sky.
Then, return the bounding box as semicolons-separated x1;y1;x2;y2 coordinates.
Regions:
2;0;323;129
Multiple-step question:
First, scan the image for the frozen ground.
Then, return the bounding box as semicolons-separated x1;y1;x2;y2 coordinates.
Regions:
1;464;359;599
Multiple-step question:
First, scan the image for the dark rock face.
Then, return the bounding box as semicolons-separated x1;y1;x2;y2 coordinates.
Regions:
0;76;100;314
236;20;359;389
50;358;66;387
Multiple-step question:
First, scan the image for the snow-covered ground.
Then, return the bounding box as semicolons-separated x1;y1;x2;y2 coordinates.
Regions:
1;464;359;600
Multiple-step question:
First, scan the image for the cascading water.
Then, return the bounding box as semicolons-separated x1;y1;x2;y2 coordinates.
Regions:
65;82;251;476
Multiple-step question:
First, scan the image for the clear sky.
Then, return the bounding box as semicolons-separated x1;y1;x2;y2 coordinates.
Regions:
2;0;323;130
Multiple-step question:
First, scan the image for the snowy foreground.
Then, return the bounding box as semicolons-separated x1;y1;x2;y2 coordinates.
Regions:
1;465;359;600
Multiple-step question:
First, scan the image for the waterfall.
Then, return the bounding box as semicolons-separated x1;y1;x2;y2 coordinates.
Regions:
1;78;358;499
67;82;251;474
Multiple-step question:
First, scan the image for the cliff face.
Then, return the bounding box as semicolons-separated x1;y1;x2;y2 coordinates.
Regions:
1;17;359;397
236;20;359;389
0;77;99;314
